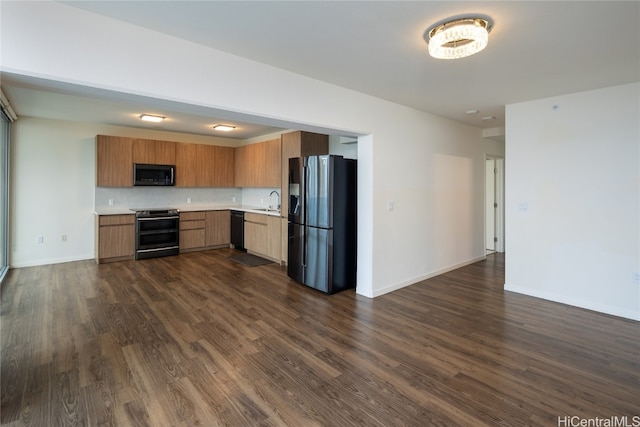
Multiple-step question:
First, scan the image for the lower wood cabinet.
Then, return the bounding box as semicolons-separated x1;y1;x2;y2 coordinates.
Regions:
244;212;281;261
96;214;135;263
266;216;281;261
180;210;231;253
205;210;230;246
244;213;268;256
179;212;206;252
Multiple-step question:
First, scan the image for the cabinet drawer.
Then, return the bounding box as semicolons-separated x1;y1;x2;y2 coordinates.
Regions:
180;211;205;221
180;220;205;230
245;212;268;224
99;214;135;226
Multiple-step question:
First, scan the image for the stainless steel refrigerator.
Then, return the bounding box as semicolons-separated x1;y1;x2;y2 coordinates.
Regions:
288;155;357;294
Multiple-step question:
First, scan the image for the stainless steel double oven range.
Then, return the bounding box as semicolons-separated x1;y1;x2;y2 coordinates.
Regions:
130;208;180;260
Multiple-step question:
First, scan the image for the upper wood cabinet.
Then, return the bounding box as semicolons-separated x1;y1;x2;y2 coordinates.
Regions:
96;135;133;187
133;138;176;165
234;145;256;187
263;138;281;187
234;138;281;188
280;131;328;216
175;142;199;187
176;143;234;187
199;145;235;187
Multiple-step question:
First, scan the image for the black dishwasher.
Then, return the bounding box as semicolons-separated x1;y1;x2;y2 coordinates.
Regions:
230;210;245;250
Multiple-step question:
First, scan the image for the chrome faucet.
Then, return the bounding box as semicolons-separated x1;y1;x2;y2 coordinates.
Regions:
269;190;280;211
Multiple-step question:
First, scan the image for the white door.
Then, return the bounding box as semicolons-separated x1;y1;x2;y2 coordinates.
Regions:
485;159;496;251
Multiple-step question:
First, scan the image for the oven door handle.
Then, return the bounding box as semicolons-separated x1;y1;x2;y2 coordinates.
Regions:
137;216;179;221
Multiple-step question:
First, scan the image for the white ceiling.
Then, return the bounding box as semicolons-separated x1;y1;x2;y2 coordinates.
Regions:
2;1;639;139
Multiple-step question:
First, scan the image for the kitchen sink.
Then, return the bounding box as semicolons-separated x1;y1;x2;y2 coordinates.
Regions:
252;208;280;213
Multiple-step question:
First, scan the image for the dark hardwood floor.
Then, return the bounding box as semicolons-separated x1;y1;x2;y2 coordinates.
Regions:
1;250;638;426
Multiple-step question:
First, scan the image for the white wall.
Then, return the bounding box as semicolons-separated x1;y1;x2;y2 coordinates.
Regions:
505;83;640;320
11;117;96;267
3;2;504;299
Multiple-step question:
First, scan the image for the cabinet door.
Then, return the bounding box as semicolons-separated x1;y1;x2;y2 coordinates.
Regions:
213;146;235;187
266;215;281;260
281;132;302;216
96;135;133;187
237;142;261;188
263;138;281;188
234;145;251;187
133;139;176;165
197;144;217;187
180;229;205;250
176;143;198;187
244;214;268;255
245;222;268;255
99;224;134;259
205;210;230;246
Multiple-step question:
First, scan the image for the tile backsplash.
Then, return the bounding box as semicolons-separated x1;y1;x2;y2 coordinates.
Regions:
95;187;280;210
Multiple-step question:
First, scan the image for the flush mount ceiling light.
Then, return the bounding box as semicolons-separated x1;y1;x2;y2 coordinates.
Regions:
139;114;165;123
212;124;236;132
425;16;493;60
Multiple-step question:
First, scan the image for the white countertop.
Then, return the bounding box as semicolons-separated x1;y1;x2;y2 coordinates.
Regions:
95;205;282;217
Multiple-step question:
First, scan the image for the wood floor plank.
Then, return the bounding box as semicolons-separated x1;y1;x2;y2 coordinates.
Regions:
2;250;638;426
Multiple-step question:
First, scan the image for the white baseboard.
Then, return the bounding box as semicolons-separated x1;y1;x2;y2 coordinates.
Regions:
372;255;487;298
504;283;640;321
11;254;94;269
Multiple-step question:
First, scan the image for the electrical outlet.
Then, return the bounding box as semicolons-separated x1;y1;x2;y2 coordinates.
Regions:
261;198;264;205
232;196;236;203
633;272;640;284
187;197;192;204
36;235;44;244
61;234;67;242
387;201;394;211
108;198;114;206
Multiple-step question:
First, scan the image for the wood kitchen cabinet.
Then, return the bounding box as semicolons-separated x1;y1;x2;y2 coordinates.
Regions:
205;210;230;246
179;211;206;252
175;142;199;187
266;215;281;261
234;145;256;187
95;214;135;263
133;138;176;165
180;210;230;252
96;135;133;187
199;145;235;187
176;143;234;187
244;212;268;256
244;212;281;262
234;138;281;188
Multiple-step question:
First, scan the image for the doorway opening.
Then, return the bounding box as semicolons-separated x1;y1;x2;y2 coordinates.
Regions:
485;156;504;254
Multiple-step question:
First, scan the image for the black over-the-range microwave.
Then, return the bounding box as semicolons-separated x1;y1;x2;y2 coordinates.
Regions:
133;163;175;186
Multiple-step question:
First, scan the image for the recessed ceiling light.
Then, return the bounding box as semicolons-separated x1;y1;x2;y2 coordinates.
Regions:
425;16;493;60
481;116;496;121
213;124;236;132
465;110;479;115
140;114;165;123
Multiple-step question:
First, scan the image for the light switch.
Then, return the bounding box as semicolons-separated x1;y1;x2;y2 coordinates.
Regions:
387;201;394;211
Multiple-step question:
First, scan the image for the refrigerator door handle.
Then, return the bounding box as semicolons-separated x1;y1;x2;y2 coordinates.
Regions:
302;164;307;225
301;226;307;268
